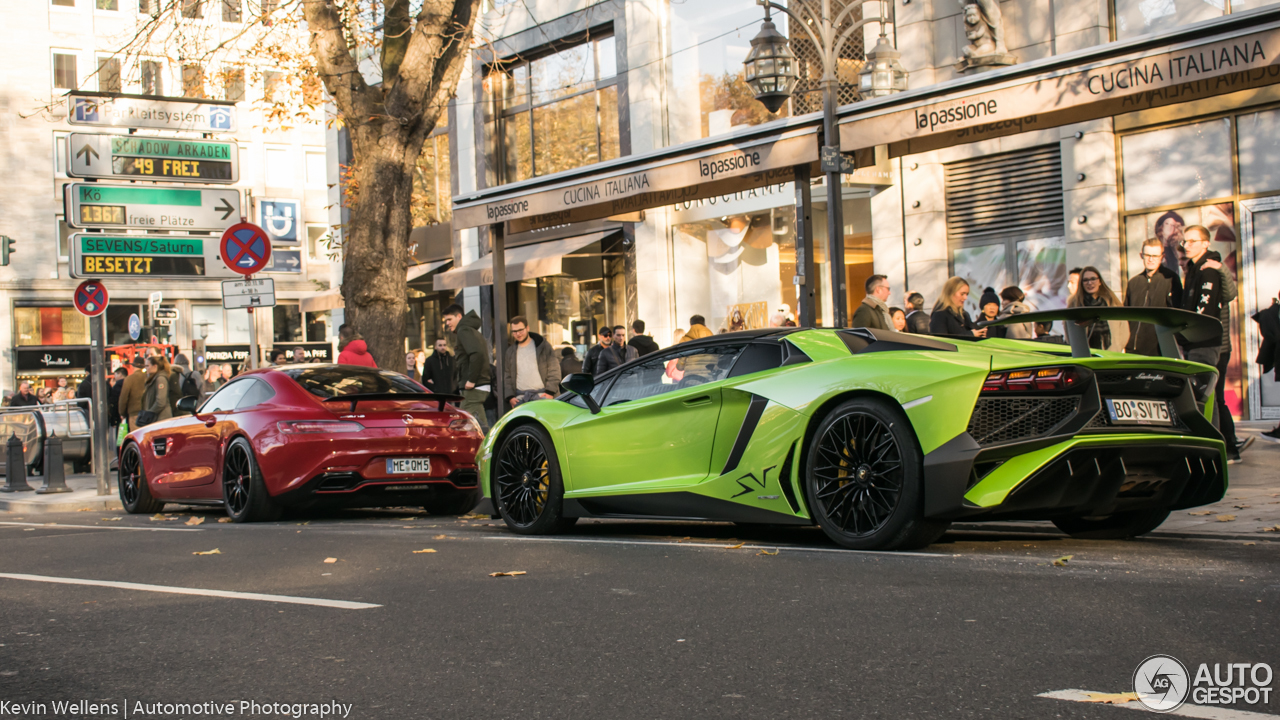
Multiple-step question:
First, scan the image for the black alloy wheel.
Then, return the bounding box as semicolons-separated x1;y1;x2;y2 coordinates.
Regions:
117;443;163;514
492;425;575;534
221;438;280;523
806;398;948;550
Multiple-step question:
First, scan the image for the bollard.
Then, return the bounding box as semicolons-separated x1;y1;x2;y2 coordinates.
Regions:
1;433;33;493
37;432;71;494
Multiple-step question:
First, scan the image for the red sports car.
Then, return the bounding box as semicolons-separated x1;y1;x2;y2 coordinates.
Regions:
117;364;483;522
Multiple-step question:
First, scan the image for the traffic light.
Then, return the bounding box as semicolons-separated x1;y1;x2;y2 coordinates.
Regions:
0;236;13;266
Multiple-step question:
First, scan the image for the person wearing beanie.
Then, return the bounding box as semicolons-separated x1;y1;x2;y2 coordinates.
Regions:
977;288;1005;338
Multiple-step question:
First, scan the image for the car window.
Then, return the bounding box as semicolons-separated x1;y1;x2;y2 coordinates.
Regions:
199;380;252;413
727;342;784;378
602;344;743;407
235;379;276;411
283;366;427;398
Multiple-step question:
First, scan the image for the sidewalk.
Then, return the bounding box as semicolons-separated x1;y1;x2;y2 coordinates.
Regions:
0;472;121;513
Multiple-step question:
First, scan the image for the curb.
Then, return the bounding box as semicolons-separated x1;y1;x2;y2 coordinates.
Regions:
950;522;1280;543
0;494;123;514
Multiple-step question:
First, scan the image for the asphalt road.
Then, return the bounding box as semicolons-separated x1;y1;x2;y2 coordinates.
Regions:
0;510;1276;720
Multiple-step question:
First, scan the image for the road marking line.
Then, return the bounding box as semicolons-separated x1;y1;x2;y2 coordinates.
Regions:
0;521;201;533
0;573;381;610
1039;689;1280;719
480;535;946;558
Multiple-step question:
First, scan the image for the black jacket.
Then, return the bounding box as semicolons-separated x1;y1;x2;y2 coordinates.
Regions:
905;310;931;334
1253;302;1280;381
1181;252;1226;350
76;377;93;400
108;379;123;427
627;335;659;358
584;343;623;375
423;352;457;395
1124;265;1183;356
452;311;492;388
929;307;974;336
9;391;40;407
595;343;625;375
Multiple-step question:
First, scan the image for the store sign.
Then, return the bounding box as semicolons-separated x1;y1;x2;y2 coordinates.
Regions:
68;93;238;133
205;344;251;365
840;22;1280;155
453;130;819;231
273;342;333;363
70;233;242;280
16;346;92;372
67;133;239;184
65;183;241;231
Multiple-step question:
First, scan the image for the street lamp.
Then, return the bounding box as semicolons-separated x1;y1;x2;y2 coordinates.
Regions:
744;0;906;327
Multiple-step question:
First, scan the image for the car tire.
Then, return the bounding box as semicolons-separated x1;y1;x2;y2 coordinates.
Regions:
804;397;949;551
491;425;576;535
222;437;281;523
117;442;163;514
1051;508;1170;539
423;491;480;517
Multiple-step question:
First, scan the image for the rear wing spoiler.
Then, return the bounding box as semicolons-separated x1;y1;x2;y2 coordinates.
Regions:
977;307;1221;359
321;392;465;412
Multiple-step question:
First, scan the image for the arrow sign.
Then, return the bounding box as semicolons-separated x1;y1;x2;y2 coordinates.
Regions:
66;183;241;232
75;144;100;166
66;132;239;184
215;198;236;220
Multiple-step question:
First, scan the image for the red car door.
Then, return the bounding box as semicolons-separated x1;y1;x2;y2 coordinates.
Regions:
168;380;255;494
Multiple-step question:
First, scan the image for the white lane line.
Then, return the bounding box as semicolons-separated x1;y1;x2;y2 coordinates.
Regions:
0;573;381;610
480;534;946;558
0;521;201;533
1039;690;1280;719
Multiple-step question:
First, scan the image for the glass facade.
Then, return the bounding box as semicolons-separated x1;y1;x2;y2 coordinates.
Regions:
14;307;89;346
1113;0;1279;41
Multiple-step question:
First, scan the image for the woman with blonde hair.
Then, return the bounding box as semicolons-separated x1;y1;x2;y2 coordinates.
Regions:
929;277;986;337
1068;265;1121;349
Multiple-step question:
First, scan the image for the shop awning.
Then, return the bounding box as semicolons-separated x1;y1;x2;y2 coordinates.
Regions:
407;258;450;283
433;231;614;291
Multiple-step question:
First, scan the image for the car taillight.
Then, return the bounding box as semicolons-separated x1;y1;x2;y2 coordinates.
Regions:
277;420;365;434
982;367;1081;393
448;414;482;436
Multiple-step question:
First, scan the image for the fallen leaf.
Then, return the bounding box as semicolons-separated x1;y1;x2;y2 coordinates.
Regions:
433;534;447;539
100;517;121;522
1216;514;1237;522
460;513;487;519
1080;692;1138;704
412;549;437;554
1235;504;1252;509
398;517;416;521
1187;510;1214;516
1243;542;1256;546
185;516;204;526
757;549;779;556
1053;555;1073;566
1260;525;1280;533
489;571;526;577
217;518;233;523
323;557;338;564
75;508;92;512
192;549;221;555
724;542;745;550
297;521;310;526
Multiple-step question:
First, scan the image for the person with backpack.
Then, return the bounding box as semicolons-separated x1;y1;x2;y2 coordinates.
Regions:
169;353;203;414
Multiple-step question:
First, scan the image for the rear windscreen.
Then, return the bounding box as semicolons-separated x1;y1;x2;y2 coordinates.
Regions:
282;366;427;398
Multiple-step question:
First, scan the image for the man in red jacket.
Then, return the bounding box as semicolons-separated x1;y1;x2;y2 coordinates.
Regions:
336;324;378;367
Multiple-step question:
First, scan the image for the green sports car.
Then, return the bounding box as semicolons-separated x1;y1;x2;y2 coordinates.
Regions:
477;307;1227;550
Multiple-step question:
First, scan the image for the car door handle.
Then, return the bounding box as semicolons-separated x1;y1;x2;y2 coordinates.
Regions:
683;395;712;407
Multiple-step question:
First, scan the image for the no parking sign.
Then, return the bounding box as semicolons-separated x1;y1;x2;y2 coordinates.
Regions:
219;222;272;276
73;279;108;317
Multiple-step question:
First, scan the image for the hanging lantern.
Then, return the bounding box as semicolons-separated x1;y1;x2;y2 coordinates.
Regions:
859;32;909;98
743;12;798;114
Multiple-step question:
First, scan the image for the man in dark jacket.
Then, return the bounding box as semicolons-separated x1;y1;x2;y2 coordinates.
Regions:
9;381;40;407
1125;237;1183;356
504;316;563;408
423;338;457;394
904;293;931;334
851;275;892;330
75;366;93;401
584;327;620;375
627;319;659;358
443;304;492;431
1180;225;1241;462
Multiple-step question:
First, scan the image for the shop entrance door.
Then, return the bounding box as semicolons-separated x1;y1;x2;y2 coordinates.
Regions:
1240;198;1280;420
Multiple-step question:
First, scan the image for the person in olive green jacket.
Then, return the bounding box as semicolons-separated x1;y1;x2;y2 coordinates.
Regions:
116;356;148;433
138;355;173;427
442;304;492;431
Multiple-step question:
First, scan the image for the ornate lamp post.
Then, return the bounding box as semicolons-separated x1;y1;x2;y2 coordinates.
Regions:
744;0;906;327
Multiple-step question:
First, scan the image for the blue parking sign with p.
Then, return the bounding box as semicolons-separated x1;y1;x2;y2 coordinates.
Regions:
209;107;233;130
73;98;99;122
259;200;300;245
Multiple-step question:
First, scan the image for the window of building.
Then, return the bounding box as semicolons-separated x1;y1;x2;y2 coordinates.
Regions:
305;310;330;342
181;0;201;17
263;70;284;101
52;0;74;7
14;308;90;346
97;57;122;93
97;0;118;10
192;304;223;343
226;308;251;343
53;53;78;90
1121;120;1232;211
182;63;205;98
141;60;163;95
221;0;240;21
57;216;71;260
1113;0;1230;40
264;146;291;187
306;224;330;261
272;304;303;343
305;150;326;186
222;66;245;101
484;34;619;185
413;124;451;225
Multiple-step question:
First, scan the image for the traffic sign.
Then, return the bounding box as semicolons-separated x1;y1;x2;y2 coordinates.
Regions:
65;183;241;231
70;233;243;280
258;199;301;244
128;313;141;340
73;280;108;317
68;93;238;133
154;307;179;320
67;133;239;184
222;278;277;309
220;223;272;276
263;248;302;274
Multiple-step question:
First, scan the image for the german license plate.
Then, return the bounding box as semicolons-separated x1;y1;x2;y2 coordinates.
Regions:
386;457;431;475
1106;398;1172;426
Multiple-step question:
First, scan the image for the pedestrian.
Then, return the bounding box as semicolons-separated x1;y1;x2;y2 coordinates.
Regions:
504;316;563;408
37;387;53;404
75;365;94;402
851;274;893;330
904;293;931;334
1124;237;1184;356
9;380;39;407
627;319;659;358
220;363;235;384
1067;267;1083;299
596;327;626;374
1154;210;1186;277
929;277;986;337
404;352;421;381
170;353;202;413
137;354;173;428
291;346;307;364
337;325;378;367
560;346;583;377
266;348;286;366
977;288;1006;338
51;384;69;402
441;303;492;432
889;307;907;332
997;286;1035;339
1180;225;1245;463
1252;292;1280;443
108;367;127;453
614;325;637;362
1034;321;1065;344
415;349;426;378
583;327;616;375
682;315;714;342
1068;266;1120;349
118;356;147;433
422;338;457;394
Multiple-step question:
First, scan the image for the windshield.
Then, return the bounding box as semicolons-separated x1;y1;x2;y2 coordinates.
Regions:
282;366;428;398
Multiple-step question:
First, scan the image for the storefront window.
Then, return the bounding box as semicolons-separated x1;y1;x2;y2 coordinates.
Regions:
105;304;143;345
273;304;303;343
226;308;251;343
666;0;792;146
951;237;1068;317
509;238;619;348
305;310;330;342
1236;107;1280;196
484;35;620;185
13;307;89;346
192;304;223;343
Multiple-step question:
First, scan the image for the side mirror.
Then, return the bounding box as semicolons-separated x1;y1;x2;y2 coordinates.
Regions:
560;373;600;414
176;396;199;415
